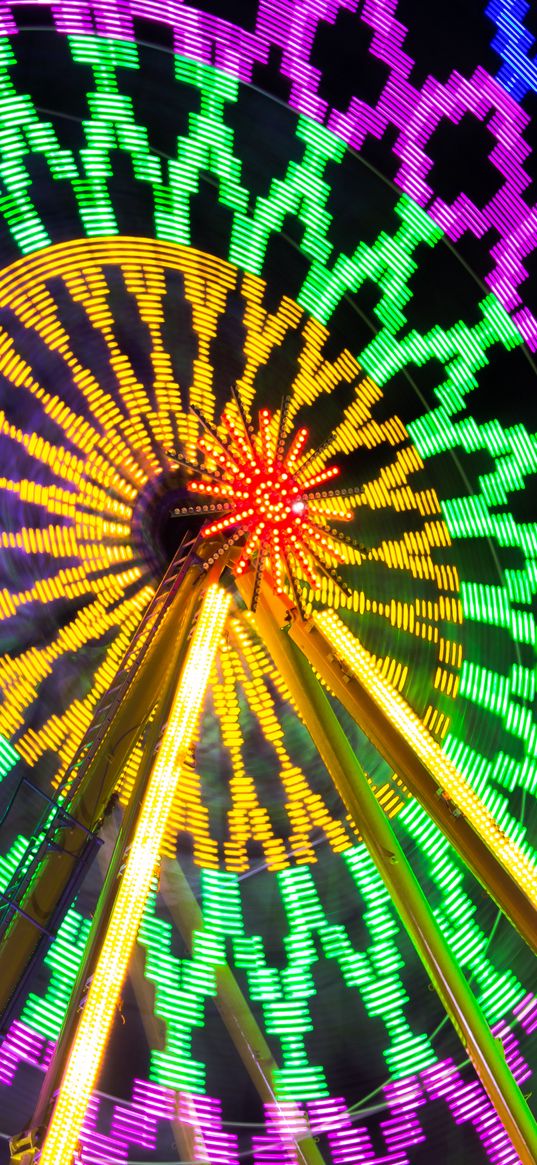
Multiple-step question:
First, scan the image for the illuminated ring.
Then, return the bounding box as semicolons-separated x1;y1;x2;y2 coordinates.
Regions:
0;24;529;888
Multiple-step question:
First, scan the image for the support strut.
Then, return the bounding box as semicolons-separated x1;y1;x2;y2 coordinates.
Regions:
161;859;327;1165
247;583;537;1165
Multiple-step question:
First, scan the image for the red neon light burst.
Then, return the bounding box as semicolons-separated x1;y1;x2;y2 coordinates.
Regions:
173;399;363;609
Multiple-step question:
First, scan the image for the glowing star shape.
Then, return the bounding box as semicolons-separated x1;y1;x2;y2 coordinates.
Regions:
175;396;363;611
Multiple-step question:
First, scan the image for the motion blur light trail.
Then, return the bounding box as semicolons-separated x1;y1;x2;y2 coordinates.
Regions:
0;2;535;1162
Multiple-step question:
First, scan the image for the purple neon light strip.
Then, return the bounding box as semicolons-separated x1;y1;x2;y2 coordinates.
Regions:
177;1091;240;1163
83;1084;241;1163
0;1022;239;1164
0;1015;533;1163
308;1093;418;1162
380;1076;427;1156
0;0;536;345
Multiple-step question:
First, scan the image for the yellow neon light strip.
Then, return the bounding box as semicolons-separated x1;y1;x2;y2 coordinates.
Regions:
39;583;231;1165
0;238;461;867
315;609;537;909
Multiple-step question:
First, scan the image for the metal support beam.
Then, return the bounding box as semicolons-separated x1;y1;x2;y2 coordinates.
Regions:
0;542;213;1021
160;859;327;1165
128;949;212;1165
98;825;211;1165
290;607;537;957
247;585;537;1165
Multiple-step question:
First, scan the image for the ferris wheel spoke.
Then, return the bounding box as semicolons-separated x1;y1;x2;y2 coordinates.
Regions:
242;588;537;1165
299;604;537;951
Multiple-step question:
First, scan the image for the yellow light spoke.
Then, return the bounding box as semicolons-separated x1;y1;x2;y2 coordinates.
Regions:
160;748;220;867
0;476;133;528
63;266;156;422
181;254;236;455
0;329;148;490
237;273;302;414
286;318;359;422
0;564;142;622
369;525;452;580
354;447;440;515
0;525;135;570
214;649;288;871
331;590;450;642
309;374;385;466
0;409;139;503
9;282;157;464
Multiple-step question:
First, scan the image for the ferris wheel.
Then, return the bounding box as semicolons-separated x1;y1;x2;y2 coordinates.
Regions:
0;3;536;1164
